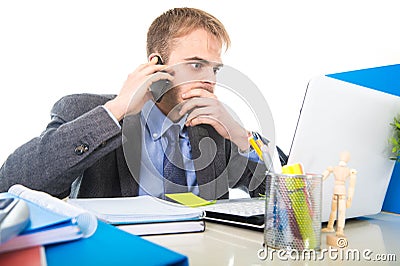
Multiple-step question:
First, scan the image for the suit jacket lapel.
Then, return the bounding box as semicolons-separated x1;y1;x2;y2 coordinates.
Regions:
188;125;228;200
117;114;141;196
116;115;229;199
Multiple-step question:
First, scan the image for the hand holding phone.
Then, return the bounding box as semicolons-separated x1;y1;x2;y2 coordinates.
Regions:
149;56;172;102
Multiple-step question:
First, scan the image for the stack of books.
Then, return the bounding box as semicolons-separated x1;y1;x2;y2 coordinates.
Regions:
0;185;97;254
68;196;205;236
0;185;190;266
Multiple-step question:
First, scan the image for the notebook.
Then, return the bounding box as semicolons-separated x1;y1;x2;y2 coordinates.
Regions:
68;196;205;235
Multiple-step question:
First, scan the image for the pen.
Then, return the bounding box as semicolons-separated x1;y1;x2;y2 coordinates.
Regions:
252;131;261;140
248;135;263;161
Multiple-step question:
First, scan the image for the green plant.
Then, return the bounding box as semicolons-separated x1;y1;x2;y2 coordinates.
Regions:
389;115;400;161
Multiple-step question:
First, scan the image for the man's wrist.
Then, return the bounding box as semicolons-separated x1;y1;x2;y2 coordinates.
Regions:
239;144;253;154
237;131;252;153
104;99;124;121
101;105;122;129
229;127;250;151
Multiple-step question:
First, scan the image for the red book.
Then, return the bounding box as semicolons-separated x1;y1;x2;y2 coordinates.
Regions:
0;246;46;266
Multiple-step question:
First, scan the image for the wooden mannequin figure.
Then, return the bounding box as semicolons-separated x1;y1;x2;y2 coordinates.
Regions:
321;151;357;239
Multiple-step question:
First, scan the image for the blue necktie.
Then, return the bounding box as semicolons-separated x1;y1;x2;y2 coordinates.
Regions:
163;125;187;194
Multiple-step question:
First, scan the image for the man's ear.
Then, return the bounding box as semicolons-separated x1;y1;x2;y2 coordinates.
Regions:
148;53;163;64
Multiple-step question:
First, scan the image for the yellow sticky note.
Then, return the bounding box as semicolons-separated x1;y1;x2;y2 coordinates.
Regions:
165;192;216;207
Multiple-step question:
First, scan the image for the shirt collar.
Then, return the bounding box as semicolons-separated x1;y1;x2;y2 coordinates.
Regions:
141;101;187;141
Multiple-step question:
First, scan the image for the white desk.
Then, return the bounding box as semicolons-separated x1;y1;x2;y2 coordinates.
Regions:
144;212;400;265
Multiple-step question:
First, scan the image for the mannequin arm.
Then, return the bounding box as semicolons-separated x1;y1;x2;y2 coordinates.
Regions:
346;169;357;208
322;166;333;181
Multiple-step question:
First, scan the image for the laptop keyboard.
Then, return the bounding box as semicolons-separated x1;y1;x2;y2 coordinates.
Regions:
201;198;266;230
204;198;265;217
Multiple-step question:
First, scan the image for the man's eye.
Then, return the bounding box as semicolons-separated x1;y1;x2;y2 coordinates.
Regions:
213;66;221;74
190;62;203;70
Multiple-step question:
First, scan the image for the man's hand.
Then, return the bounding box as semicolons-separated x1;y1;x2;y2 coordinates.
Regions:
104;57;173;121
179;88;250;151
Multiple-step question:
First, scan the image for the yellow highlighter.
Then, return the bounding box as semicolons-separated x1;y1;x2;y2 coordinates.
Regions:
282;163;304;175
282;163;317;249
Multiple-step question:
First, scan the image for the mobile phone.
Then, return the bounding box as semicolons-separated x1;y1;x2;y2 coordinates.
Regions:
149;56;171;102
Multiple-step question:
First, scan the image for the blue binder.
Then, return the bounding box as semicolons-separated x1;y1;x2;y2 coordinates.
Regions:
45;221;188;266
383;162;400;214
327;64;400;97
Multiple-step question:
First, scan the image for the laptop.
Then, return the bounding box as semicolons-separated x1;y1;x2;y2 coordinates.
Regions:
204;64;400;229
288;64;400;221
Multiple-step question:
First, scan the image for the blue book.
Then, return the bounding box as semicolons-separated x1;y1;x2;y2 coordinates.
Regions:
1;187;189;266
46;221;189;266
0;185;97;253
0;193;82;253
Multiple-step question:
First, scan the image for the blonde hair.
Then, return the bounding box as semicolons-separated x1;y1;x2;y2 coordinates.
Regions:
147;7;231;63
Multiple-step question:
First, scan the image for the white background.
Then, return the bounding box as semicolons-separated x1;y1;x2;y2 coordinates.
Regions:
0;0;399;163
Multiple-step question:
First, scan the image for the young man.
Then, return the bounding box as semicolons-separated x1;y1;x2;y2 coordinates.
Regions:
0;8;267;199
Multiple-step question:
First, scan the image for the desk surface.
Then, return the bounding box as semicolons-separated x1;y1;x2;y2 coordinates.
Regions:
144;212;400;265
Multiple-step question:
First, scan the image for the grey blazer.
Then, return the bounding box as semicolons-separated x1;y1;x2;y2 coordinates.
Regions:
0;94;266;199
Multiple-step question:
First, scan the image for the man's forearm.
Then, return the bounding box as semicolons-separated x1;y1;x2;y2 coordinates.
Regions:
0;106;121;197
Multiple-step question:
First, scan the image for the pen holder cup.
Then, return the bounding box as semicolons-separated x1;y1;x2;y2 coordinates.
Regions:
264;173;322;251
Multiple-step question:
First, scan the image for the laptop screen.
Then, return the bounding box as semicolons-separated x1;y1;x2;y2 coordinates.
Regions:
288;65;400;221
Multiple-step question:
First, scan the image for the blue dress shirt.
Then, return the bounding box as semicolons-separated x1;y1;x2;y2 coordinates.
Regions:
138;101;198;198
136;101;260;198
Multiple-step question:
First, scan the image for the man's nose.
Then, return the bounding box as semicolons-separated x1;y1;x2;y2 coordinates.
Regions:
199;67;217;83
200;81;215;93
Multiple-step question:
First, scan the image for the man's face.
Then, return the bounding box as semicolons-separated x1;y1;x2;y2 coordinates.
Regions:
157;29;223;113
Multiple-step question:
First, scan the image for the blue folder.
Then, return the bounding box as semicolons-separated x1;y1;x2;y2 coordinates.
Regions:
45;221;188;266
327;64;400;97
383;162;400;214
